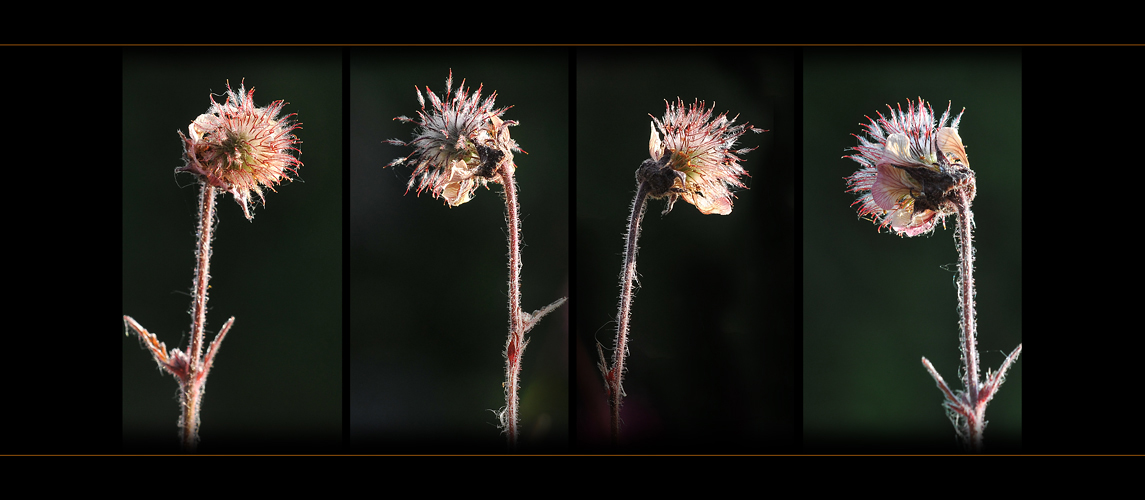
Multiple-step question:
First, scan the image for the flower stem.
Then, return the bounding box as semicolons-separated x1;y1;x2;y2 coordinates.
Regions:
603;182;650;445
923;188;1020;452
182;180;220;452
127;161;242;452
181;377;203;451
190;182;216;374
500;163;525;449
953;188;983;449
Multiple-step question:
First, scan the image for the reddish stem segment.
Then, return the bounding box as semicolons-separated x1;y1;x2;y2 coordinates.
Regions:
605;182;650;445
189;183;216;368
500;163;525;449
125;180;235;453
953;189;983;449
923;188;1020;452
182;181;219;451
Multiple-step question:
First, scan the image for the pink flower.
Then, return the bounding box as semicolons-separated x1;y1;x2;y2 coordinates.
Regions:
641;98;761;215
386;70;523;207
845;98;974;237
177;80;303;221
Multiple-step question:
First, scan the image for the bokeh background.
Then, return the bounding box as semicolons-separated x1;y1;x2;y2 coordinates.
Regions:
802;48;1023;452
122;48;343;453
349;48;570;452
575;48;796;452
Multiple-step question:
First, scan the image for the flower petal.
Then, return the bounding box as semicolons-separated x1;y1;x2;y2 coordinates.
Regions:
937;127;968;168
871;164;921;212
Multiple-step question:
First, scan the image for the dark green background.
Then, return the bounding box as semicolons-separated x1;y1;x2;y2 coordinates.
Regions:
802;48;1023;452
111;47;1026;454
574;48;796;452
121;48;343;452
349;48;570;452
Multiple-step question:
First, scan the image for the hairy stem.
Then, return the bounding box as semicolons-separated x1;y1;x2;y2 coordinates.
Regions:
190;183;216;366
607;182;650;445
181;379;203;452
500;163;525;449
183;181;218;452
923;188;1019;452
125;180;236;453
953;188;983;450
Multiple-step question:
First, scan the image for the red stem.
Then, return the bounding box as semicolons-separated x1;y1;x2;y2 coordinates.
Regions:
609;183;650;445
953;189;983;451
500;164;525;449
183;181;218;452
126;180;234;453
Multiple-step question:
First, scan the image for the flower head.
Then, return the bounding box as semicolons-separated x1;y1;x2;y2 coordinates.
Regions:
386;70;523;207
640;98;762;215
845;98;974;237
177;80;303;221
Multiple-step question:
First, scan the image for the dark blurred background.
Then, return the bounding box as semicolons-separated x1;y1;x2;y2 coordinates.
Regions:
0;45;1131;455
575;48;796;453
802;48;1023;452
121;48;343;453
349;48;570;452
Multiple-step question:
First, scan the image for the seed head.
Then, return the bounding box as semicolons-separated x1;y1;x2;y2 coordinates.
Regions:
177;80;302;221
844;98;974;237
386;70;523;207
641;98;761;215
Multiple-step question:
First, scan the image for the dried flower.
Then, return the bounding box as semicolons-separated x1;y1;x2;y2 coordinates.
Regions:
640;98;761;215
386;70;523;207
177;80;303;220
845;98;974;237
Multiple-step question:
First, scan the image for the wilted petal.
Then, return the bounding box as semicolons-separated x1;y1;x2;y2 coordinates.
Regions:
937;127;968;168
870;164;921;212
648;122;663;162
